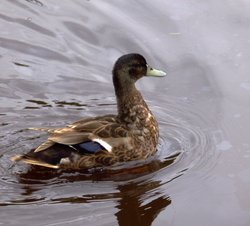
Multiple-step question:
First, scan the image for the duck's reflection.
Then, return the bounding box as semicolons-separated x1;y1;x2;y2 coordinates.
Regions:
14;153;180;225
115;181;171;226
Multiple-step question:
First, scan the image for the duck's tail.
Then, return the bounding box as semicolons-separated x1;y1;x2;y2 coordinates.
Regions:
10;144;75;169
11;154;59;169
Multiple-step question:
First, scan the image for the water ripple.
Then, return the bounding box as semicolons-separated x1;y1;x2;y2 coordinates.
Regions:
155;96;219;176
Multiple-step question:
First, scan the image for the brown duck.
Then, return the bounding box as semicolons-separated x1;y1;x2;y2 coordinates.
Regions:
11;53;166;169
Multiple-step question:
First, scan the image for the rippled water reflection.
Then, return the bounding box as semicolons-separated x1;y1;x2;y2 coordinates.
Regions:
1;1;250;226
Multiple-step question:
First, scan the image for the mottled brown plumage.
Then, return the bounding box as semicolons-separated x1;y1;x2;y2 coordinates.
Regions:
11;53;166;169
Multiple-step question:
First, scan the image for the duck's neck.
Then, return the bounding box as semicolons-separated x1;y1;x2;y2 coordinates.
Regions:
114;83;151;125
113;76;159;146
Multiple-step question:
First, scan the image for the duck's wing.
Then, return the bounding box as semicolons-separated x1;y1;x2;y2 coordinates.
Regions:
69;114;116;127
34;114;131;153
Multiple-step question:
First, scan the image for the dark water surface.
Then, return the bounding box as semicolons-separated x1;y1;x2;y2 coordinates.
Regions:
1;1;250;225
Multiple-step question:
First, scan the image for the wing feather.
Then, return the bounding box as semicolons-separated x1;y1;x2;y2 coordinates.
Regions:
31;114;132;153
34;140;55;152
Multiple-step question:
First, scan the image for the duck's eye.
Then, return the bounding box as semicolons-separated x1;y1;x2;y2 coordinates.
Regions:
131;63;142;68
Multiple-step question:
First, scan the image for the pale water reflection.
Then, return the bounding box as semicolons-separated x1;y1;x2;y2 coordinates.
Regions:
1;1;250;226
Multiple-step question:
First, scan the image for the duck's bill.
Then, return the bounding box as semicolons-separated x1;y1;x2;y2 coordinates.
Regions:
146;66;166;77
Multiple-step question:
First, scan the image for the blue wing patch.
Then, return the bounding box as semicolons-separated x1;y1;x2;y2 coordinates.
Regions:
73;141;103;154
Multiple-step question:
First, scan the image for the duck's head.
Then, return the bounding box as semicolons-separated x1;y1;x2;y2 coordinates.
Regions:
112;53;166;91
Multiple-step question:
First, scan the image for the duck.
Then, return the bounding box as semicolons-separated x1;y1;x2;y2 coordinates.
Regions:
11;53;166;169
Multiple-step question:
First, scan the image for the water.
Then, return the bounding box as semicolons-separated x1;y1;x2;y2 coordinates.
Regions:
1;1;250;225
